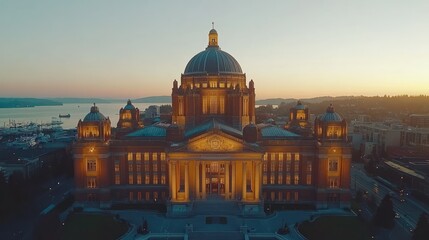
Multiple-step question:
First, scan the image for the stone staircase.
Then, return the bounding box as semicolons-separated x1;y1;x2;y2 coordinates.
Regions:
192;199;242;215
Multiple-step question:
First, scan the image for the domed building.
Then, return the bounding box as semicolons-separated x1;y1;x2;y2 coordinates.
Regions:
73;27;351;215
172;27;255;130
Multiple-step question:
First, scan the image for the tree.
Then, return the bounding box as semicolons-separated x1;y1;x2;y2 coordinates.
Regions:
373;194;396;229
413;213;429;240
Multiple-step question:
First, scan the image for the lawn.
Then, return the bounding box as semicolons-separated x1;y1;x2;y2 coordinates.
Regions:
298;216;371;240
61;213;129;240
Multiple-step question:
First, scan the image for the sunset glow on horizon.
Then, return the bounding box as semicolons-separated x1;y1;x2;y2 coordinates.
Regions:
1;0;429;100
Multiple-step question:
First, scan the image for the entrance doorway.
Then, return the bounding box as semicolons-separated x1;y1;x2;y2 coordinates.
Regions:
205;162;225;195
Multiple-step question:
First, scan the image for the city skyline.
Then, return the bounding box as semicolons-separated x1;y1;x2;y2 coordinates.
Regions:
1;0;429;99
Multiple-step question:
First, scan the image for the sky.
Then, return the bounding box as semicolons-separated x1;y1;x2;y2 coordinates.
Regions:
1;0;428;100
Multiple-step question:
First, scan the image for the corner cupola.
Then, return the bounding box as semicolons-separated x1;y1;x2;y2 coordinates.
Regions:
77;104;111;141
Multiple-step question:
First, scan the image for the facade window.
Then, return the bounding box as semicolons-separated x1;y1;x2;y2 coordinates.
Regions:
145;175;150;184
152;153;158;161
329;159;339;172
270;153;276;161
153;174;159;184
129;174;134;184
270;175;275;184
210;81;217;88
115;174;120;185
286;192;290;201
263;153;268;161
306;174;312;185
202;96;208;114
161;163;166;172
161;174;166;184
145;192;150;200
153;192;159;200
294;153;300;161
144;163;150;172
137;173;142;184
219;96;225;114
136;153;141;162
137;192;142;201
160;153;166;161
144;152;149;161
329;177;339;188
178;98;184;115
87;159;96;172
286;162;291;172
294;162;300;173
209;96;218;114
263;174;267;184
307;162;312;172
153;163;158;172
270;161;276;172
294;175;299;185
278;159;283;172
128;162;133;172
278;153;283;161
263;163;267;173
87;177;97;188
286;174;291;184
136;163;141;172
294;192;299;201
278;175;283;184
127;152;133;161
129;192;133;201
114;160;120;172
286;153;292;161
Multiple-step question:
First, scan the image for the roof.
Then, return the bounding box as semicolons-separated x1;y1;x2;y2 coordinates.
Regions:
318;104;343;122
258;124;299;139
184;47;243;75
126;125;167;137
185;119;243;139
294;101;307;110
83;104;107;122
123;99;136;110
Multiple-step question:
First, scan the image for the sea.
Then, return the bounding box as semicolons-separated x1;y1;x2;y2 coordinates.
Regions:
0;103;166;129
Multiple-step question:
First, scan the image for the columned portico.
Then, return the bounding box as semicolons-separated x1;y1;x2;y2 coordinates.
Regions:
168;152;263;203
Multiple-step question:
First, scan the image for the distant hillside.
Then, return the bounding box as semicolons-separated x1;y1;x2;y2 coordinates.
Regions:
51;98;113;104
133;96;171;103
256;96;357;105
0;98;62;108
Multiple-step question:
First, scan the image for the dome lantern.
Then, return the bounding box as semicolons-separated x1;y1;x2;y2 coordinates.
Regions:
208;22;218;47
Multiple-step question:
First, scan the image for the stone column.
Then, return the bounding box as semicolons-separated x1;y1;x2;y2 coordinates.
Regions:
195;161;200;199
171;161;177;200
231;162;236;199
185;161;189;201
242;161;247;200
202;163;206;199
225;162;230;199
254;161;260;201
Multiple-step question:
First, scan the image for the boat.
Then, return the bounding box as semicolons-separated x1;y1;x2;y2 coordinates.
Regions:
59;114;71;118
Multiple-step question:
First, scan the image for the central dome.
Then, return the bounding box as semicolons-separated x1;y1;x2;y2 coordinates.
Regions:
184;28;243;75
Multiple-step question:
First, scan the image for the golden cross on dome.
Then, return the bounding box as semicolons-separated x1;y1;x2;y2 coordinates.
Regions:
212;22;214;29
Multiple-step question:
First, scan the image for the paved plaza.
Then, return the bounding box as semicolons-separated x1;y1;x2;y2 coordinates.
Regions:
81;201;353;240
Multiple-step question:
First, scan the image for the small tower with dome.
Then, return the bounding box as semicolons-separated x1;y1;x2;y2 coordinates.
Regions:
77;104;111;141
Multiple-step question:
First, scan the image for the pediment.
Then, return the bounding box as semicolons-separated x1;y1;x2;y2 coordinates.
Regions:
187;133;243;152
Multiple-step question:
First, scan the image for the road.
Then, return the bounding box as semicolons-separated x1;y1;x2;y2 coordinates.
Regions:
0;175;74;240
351;163;429;239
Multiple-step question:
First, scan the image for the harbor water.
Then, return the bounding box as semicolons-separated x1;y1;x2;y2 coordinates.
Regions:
0;103;167;129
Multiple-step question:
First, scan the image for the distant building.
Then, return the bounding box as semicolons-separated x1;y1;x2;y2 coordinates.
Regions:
73;28;351;214
351;121;403;156
145;105;160;119
407;114;429;128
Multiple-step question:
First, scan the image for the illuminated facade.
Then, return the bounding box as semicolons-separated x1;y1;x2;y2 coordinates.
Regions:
73;28;351;214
